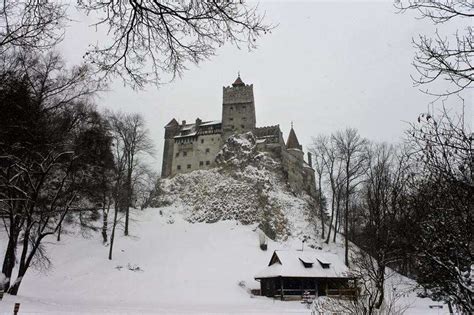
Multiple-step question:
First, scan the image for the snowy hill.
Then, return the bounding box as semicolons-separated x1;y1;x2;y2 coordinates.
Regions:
152;133;318;242
0;134;445;314
0;207;444;314
0;208;314;314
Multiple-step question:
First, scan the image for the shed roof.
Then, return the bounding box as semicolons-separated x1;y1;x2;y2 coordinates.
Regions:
255;250;352;279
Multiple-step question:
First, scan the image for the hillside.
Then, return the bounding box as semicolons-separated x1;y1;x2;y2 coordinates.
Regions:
0;206;444;314
0;134;445;314
152;133;318;243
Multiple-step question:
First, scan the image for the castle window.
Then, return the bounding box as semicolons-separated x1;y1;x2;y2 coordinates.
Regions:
231;125;235;129
242;117;247;121
205;148;210;153
206;161;210;165
175;152;179;157
243;106;247;109
229;117;233;121
177;165;181;170
200;161;204;166
183;151;187;157
201;139;204;144
230;106;233;110
187;164;191;169
241;125;245;129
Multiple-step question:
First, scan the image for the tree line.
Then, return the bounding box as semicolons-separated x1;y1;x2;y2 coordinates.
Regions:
0;49;157;295
310;1;473;312
310;108;472;313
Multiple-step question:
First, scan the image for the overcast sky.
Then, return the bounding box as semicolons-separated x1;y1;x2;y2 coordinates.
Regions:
60;1;472;169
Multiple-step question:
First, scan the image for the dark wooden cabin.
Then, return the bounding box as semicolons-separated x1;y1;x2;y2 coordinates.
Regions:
254;250;357;300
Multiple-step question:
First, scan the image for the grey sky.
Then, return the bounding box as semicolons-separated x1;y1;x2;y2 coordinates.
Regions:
60;1;472;169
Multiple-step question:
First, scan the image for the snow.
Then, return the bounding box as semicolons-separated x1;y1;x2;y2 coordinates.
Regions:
255;250;351;279
0;208;311;314
0;140;448;314
0;206;448;314
200;120;221;126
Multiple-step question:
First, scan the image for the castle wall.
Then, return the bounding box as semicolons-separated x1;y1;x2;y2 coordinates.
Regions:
161;121;180;177
282;148;305;193
171;134;222;176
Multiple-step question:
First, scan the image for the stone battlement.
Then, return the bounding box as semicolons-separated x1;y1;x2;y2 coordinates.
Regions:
223;84;254;104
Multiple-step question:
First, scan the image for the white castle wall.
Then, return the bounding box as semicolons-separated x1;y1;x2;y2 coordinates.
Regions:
171;134;222;176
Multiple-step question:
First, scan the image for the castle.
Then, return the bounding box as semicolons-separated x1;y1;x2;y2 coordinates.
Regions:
161;76;316;196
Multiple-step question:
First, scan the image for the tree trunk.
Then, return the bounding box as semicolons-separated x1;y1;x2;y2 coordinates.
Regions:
57;224;62;242
375;264;385;309
108;203;119;260
124;166;133;236
8;229;44;295
1;214;22;292
333;191;341;243
7;266;26;295
344;179;350;267
1;229;18;291
102;197;110;244
318;176;325;239
325;190;336;244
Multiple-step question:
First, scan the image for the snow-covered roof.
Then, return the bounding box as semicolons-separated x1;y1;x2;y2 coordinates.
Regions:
200;120;221;126
254;250;352;279
174;120;222;139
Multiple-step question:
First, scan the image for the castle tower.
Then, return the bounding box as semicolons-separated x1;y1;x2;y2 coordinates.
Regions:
221;75;256;140
286;124;305;175
161;118;180;177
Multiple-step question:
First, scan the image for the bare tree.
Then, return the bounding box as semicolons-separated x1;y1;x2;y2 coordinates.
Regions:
334;128;368;267
314;249;409;315
404;107;473;313
109;112;153;236
76;0;273;88
310;135;327;239
0;0;66;53
0;51;103;293
315;135;344;244
1;102;113;295
396;1;473;96
131;163;159;210
108;125;127;260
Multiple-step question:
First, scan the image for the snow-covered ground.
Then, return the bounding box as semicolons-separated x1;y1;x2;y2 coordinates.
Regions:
0;207;309;314
0;206;445;314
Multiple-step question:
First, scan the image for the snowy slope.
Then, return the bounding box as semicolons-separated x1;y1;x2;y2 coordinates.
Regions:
0;135;445;314
0;207;312;314
0;206;444;314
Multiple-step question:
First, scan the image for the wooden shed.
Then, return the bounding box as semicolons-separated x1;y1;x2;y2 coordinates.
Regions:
254;250;357;300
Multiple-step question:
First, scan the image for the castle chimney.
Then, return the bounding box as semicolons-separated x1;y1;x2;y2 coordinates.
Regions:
195;118;202;127
307;152;313;168
182;120;186;126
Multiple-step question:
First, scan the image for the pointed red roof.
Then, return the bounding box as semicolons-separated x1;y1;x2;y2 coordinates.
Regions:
286;127;302;150
232;75;245;87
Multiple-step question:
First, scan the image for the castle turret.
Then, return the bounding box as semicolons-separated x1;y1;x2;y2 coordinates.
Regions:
161;118;180;177
286;124;304;162
221;75;256;140
286;125;303;151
